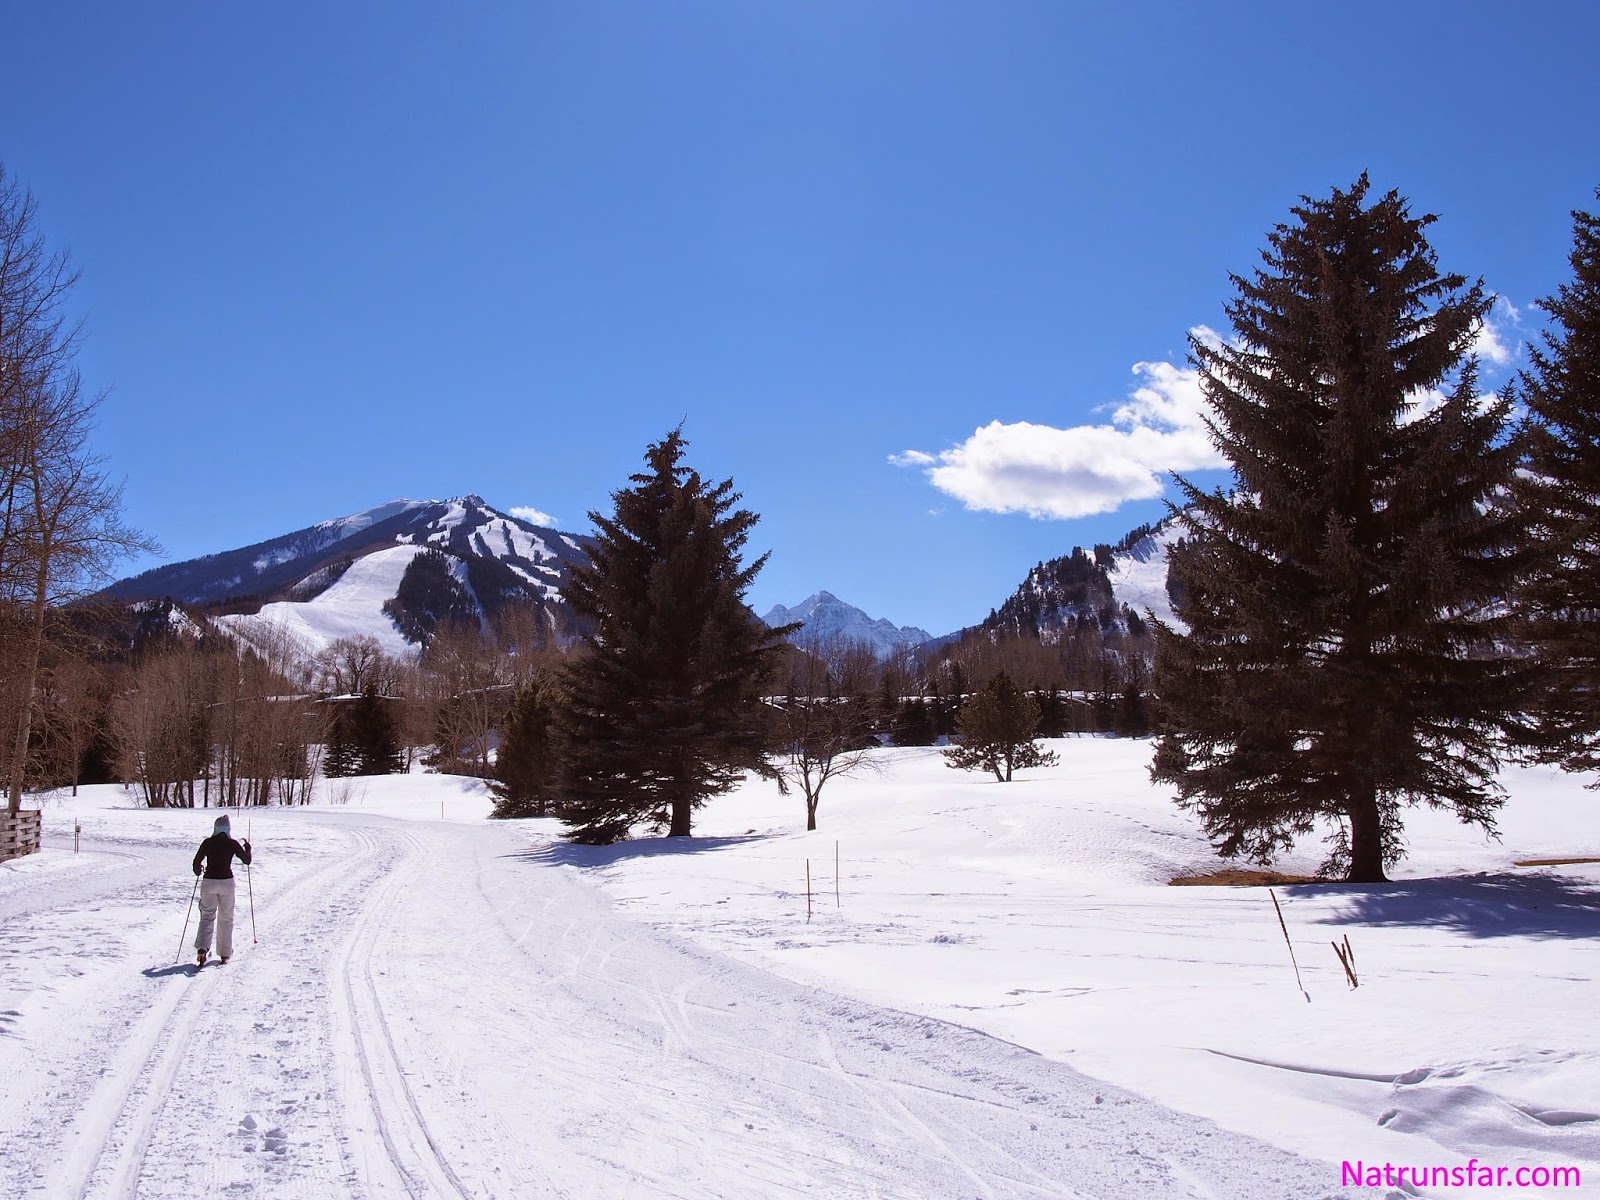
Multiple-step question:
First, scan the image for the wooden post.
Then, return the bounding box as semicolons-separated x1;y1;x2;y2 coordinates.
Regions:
806;859;812;923
1269;889;1309;1002
74;821;80;853
835;840;840;908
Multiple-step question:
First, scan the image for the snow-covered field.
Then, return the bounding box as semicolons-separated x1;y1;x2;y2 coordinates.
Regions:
2;738;1596;1198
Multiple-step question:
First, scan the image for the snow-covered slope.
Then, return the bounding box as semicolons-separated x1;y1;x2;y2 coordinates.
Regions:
214;543;430;661
1107;519;1185;629
763;591;932;659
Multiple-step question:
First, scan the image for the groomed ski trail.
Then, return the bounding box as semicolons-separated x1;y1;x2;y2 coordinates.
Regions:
0;811;1355;1199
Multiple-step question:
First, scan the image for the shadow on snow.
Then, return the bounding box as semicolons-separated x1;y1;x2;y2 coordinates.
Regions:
1307;870;1600;940
503;833;775;870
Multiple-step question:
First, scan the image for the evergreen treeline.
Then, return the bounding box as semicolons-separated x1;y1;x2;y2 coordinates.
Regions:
8;177;1598;877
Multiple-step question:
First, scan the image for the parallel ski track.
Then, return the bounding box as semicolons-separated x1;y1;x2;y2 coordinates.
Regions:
38;817;380;1200
330;826;479;1200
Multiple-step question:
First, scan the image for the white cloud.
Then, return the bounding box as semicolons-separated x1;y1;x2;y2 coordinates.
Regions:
1471;295;1523;367
509;505;558;527
891;328;1229;520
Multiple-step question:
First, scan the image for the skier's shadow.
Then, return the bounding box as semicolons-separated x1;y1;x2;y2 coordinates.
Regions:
141;963;200;978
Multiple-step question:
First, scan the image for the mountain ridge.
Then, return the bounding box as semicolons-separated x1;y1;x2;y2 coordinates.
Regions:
104;495;1184;662
761;591;933;660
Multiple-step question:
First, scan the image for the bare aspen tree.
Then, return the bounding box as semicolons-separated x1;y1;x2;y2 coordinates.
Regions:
422;622;508;777
314;634;396;696
1;164;154;815
772;635;883;831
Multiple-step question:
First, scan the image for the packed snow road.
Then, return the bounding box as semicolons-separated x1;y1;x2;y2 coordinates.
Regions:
0;809;1352;1199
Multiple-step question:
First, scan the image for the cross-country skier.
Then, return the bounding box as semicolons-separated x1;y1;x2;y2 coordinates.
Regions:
192;814;252;966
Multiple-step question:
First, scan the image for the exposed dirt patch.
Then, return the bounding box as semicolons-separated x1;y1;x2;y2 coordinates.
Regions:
1169;868;1322;887
1514;857;1600;867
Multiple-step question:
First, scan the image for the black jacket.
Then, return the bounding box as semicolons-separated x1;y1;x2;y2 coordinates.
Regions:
193;834;252;879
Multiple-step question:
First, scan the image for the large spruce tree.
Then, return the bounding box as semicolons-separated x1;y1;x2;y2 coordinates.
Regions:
1151;176;1533;883
558;430;794;843
1518;193;1600;780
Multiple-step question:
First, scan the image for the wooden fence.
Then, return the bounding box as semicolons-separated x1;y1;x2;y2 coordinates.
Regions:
0;809;41;863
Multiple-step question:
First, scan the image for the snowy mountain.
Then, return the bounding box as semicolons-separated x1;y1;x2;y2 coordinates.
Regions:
980;517;1184;641
1105;519;1185;630
761;591;932;659
104;496;590;659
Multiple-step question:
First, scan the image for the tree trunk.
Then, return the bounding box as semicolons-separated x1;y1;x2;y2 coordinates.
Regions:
5;561;50;815
1346;787;1389;883
806;794;818;832
668;754;693;837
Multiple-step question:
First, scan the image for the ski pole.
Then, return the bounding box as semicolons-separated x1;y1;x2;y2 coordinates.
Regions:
176;875;200;963
247;820;257;944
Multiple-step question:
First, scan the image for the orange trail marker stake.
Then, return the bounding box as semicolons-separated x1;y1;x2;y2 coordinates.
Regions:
806;859;812;923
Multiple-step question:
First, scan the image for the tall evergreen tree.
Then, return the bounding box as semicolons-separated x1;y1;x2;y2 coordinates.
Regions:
558;430;795;843
490;679;561;818
1151;176;1534;883
943;671;1058;782
1518;192;1600;780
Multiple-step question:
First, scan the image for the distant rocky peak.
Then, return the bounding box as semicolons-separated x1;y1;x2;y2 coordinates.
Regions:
762;592;932;660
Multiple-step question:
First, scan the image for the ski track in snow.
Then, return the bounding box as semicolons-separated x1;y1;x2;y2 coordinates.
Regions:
0;811;1356;1200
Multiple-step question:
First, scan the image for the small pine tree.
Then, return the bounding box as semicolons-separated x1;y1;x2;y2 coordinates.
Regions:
348;685;403;775
490;680;561;818
1518;192;1600;781
943;671;1059;782
890;697;937;746
558;430;795;843
323;709;358;778
1151;176;1534;883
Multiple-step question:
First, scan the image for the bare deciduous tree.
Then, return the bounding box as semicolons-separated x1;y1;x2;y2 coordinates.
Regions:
1;164;154;815
772;636;883;831
313;634;402;696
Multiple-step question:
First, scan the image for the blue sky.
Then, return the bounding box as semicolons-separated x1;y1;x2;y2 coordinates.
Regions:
3;2;1597;635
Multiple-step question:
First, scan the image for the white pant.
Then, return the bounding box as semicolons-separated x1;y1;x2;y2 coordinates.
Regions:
195;878;237;959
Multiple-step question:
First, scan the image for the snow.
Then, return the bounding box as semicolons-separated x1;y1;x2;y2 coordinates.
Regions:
542;741;1600;1194
475;516;551;563
214;543;426;661
1108;523;1185;629
3;742;1595;1197
251;546;302;573
316;498;429;542
505;560;563;598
